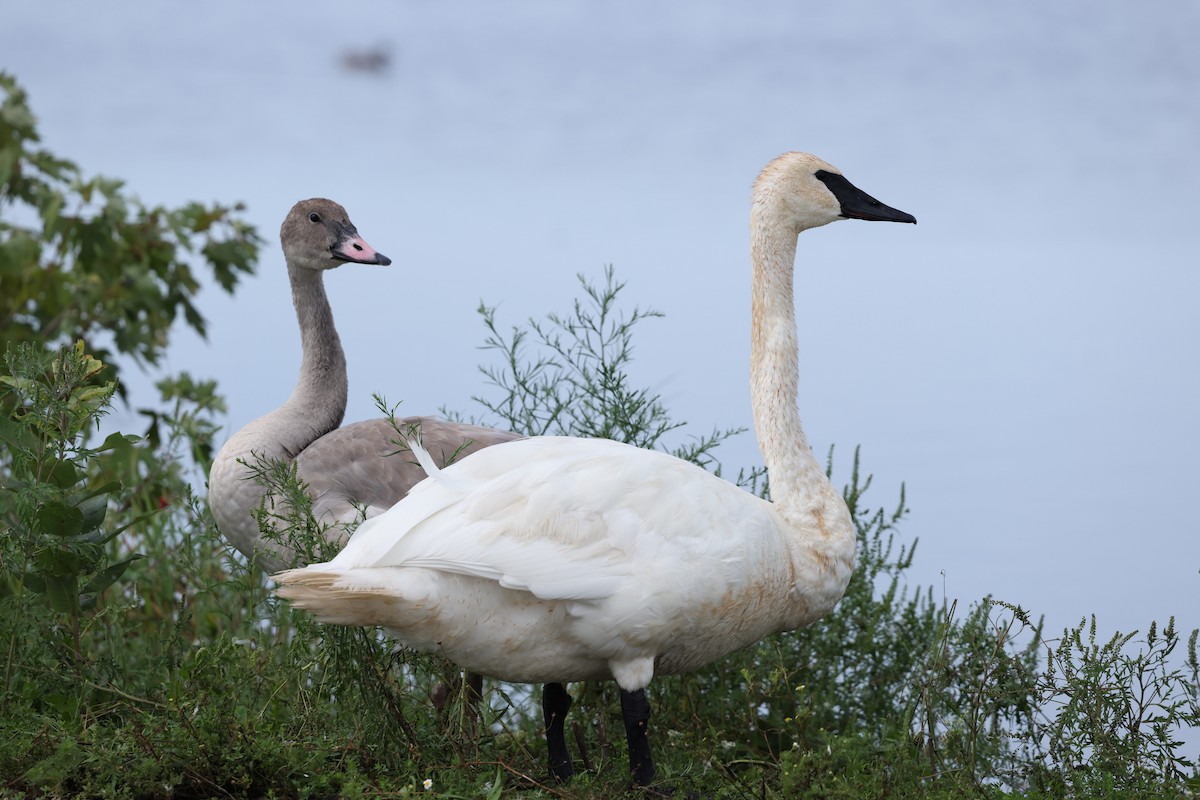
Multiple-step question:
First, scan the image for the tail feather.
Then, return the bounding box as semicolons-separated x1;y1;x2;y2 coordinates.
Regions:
406;436;474;493
274;568;408;627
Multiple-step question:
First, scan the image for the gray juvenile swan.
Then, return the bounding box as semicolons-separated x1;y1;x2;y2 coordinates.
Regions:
208;199;518;575
275;154;916;786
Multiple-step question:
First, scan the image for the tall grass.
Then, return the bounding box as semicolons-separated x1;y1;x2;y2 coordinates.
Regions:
1;271;1197;798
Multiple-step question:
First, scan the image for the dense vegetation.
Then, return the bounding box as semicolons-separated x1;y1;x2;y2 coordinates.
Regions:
2;74;1198;799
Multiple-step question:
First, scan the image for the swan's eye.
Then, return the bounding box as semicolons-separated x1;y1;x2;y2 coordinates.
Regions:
308;212;322;223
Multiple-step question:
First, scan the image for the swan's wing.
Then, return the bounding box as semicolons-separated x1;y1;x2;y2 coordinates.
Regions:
295;416;522;521
320;436;747;603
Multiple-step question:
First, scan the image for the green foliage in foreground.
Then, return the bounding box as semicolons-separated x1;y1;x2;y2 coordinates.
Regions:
1;72;260;521
1;272;1198;799
0;72;260;376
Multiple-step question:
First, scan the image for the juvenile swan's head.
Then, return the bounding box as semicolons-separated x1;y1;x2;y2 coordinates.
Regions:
280;198;392;273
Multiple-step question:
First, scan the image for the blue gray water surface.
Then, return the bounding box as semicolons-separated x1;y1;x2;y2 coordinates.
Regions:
4;0;1198;644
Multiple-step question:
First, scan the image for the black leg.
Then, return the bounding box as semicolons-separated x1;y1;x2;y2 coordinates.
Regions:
620;688;656;786
432;670;484;729
465;671;484;709
543;682;575;782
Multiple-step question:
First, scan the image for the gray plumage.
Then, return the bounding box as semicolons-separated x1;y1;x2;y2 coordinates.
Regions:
208;198;518;574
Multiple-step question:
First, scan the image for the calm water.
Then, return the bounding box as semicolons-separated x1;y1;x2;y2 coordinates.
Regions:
4;1;1198;646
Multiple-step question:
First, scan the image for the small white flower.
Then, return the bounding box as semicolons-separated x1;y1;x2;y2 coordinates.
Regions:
423;778;433;791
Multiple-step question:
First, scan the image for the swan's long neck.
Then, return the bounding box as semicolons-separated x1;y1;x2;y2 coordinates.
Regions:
207;261;348;568
275;267;349;459
749;210;829;518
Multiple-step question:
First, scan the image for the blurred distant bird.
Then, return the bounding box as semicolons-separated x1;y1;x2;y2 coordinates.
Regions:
340;45;392;75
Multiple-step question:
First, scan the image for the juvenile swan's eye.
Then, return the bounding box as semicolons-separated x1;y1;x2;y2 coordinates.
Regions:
308;212;322;223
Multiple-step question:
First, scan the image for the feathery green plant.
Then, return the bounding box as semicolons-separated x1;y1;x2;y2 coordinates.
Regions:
1026;614;1199;796
467;265;750;477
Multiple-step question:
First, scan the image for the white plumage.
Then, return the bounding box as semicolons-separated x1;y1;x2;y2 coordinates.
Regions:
274;152;917;785
287;435;818;689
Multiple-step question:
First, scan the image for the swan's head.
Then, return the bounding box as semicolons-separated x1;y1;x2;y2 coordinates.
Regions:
281;198;392;272
753;152;916;233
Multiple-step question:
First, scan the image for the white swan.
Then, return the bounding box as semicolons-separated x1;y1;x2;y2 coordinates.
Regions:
208;198;519;575
274;153;916;785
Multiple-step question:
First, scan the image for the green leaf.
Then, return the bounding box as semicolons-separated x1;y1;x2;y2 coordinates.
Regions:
39;191;64;234
94;431;141;453
0;374;36;393
84;511;157;546
42;573;80;614
76;492;108;534
485;766;504;800
80;553;144;600
33;500;84;537
34;543;100;576
46;460;82;489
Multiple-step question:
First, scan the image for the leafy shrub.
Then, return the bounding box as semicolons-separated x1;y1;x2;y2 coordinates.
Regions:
1027;614;1199;796
0;72;260;374
467;265;749;475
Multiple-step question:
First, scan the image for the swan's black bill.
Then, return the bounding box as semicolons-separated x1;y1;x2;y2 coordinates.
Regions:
815;170;917;224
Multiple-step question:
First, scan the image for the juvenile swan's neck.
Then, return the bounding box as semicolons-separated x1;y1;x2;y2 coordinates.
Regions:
270;267;348;459
749;204;828;517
